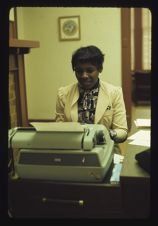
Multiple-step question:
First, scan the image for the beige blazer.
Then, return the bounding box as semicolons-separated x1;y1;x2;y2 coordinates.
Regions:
55;80;128;141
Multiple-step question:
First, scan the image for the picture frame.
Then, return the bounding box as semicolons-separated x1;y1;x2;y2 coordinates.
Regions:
58;16;80;41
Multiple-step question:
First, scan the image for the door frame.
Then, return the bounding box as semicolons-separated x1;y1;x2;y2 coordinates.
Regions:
121;8;132;131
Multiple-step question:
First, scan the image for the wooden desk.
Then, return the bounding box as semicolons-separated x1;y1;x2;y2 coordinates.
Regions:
120;144;150;218
8;145;150;218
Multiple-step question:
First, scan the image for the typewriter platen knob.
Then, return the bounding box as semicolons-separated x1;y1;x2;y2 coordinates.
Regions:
96;130;106;145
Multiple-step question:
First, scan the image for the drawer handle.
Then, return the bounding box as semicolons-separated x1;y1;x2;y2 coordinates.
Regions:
42;197;84;206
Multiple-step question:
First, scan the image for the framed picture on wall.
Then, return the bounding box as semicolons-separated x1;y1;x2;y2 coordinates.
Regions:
58;16;80;41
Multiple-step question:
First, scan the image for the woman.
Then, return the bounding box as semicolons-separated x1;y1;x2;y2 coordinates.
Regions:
55;45;128;146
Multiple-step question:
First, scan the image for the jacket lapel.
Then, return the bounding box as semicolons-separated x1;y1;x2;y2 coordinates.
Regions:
70;84;79;122
95;82;111;123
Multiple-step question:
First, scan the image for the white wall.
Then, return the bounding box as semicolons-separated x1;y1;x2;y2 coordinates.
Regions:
16;7;122;120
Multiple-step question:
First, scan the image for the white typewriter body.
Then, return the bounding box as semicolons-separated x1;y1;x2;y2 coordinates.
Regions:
9;122;114;182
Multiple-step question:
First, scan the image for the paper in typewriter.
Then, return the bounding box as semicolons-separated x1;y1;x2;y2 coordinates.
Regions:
30;122;85;132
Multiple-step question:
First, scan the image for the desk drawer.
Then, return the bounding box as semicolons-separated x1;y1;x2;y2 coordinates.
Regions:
9;179;123;218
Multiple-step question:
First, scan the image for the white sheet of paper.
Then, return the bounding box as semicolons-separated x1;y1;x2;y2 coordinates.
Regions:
128;130;150;147
128;139;150;147
30;122;84;132
113;154;124;164
134;118;151;128
128;130;150;140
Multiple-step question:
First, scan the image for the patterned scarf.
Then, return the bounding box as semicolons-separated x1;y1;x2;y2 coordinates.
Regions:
78;80;100;123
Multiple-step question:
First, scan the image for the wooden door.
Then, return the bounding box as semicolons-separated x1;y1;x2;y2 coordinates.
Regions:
121;8;132;131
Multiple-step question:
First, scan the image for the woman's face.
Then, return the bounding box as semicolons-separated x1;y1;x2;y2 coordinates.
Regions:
74;63;102;90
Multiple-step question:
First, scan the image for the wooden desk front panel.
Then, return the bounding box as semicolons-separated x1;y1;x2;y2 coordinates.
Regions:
8;179;124;218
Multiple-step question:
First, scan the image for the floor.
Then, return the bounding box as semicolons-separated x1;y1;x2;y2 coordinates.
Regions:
119;103;151;155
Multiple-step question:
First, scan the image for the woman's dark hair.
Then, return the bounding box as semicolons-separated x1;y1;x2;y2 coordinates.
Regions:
71;45;105;71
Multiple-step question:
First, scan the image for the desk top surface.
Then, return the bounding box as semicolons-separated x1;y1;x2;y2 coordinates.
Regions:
120;143;150;178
